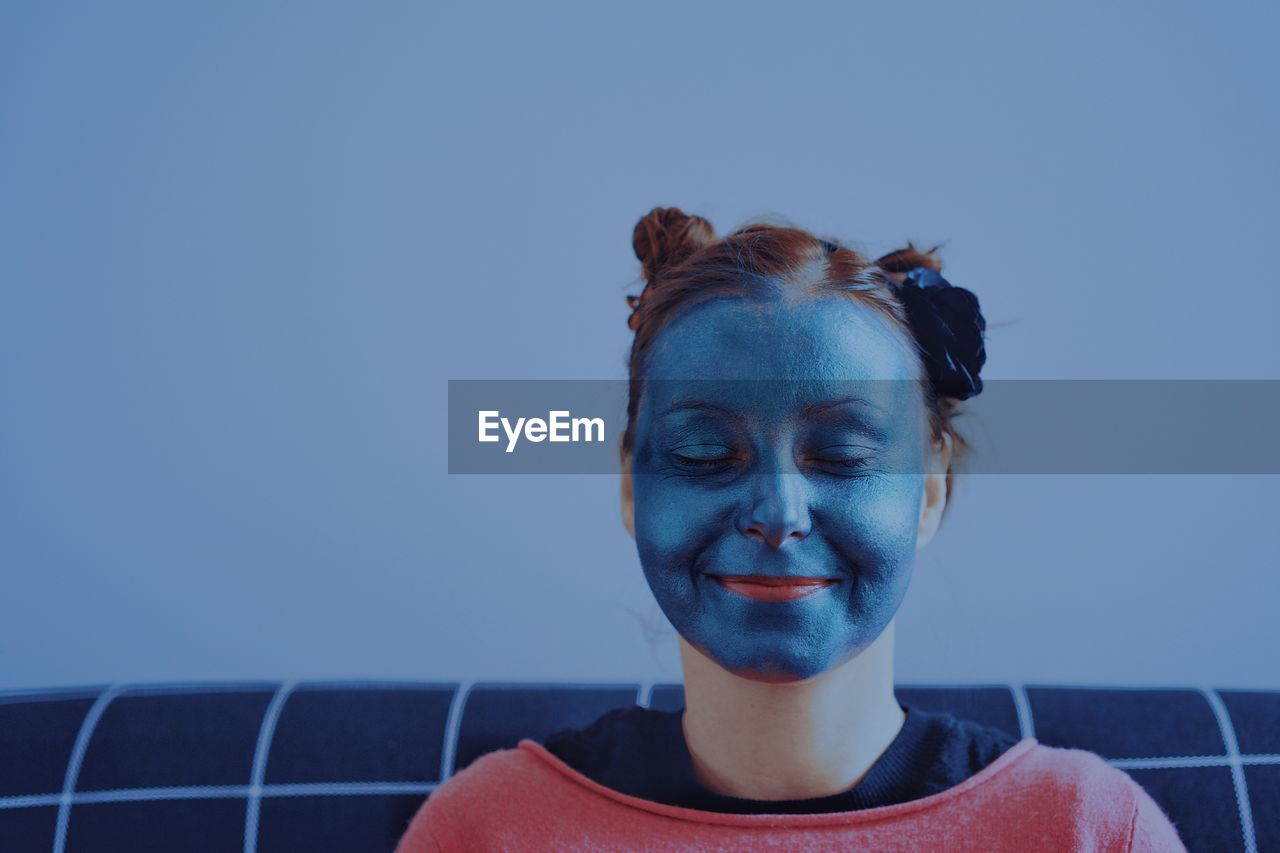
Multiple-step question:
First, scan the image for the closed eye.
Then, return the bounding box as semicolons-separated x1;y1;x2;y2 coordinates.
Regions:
808;445;878;474
814;457;870;469
672;453;736;469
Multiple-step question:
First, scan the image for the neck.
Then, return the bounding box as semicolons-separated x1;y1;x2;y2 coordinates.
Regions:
678;620;904;801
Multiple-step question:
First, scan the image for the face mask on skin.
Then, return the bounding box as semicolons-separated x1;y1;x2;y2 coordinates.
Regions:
628;294;938;683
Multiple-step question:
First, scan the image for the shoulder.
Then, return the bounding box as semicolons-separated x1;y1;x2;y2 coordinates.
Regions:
428;745;562;815
396;746;565;852
1004;744;1185;851
1014;742;1140;794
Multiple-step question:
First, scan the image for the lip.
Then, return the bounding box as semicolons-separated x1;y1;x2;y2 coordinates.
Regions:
708;574;842;602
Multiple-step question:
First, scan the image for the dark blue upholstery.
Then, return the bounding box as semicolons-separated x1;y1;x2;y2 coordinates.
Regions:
0;682;1273;852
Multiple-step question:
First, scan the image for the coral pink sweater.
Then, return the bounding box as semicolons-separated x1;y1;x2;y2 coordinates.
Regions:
396;737;1186;851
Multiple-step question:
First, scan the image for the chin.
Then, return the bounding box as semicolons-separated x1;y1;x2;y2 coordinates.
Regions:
699;640;848;684
726;666;822;685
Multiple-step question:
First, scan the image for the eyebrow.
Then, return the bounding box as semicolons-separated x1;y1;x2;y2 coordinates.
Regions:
660;395;887;419
799;396;888;418
661;400;733;417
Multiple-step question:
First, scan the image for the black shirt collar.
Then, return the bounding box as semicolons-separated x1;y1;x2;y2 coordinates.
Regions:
542;702;1017;814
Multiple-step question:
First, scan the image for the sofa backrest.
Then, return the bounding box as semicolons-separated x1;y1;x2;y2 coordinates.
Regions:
1;682;1273;852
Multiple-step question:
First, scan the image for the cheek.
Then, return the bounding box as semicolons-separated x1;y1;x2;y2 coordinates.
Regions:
632;477;724;569
631;479;728;616
823;476;923;576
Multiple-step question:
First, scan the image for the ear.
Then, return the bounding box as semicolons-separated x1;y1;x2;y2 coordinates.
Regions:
620;448;636;538
916;431;952;551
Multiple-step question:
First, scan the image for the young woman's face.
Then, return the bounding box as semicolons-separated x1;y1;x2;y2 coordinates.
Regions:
628;294;933;682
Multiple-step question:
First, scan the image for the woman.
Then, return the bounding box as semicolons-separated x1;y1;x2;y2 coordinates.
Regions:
399;207;1186;851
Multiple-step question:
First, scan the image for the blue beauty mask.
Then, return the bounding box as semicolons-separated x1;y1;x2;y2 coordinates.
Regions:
629;294;933;682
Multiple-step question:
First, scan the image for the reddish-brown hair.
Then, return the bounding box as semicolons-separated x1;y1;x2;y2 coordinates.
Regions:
621;206;972;505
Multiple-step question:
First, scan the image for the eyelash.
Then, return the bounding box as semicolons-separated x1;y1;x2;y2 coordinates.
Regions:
670;454;871;473
672;454;735;470
819;457;872;470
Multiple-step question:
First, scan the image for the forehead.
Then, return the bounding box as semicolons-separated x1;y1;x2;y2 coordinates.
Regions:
640;294;923;424
645;294;918;381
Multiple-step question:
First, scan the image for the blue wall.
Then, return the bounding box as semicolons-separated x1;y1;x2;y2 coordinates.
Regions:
2;1;1277;690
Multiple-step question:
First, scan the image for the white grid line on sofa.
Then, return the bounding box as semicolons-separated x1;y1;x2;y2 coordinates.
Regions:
1011;683;1036;739
3;781;441;810
51;684;122;853
440;679;474;781
5;749;1280;813
242;680;295;853
1202;687;1259;853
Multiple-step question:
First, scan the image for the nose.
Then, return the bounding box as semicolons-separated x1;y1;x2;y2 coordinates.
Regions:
737;470;812;548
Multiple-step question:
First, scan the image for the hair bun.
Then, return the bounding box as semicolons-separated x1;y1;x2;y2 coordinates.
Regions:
632;207;716;283
875;241;944;275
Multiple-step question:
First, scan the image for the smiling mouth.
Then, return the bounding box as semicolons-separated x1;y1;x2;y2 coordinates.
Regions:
707;574;841;602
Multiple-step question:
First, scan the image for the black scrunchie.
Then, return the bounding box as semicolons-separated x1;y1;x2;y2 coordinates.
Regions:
891;267;986;400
